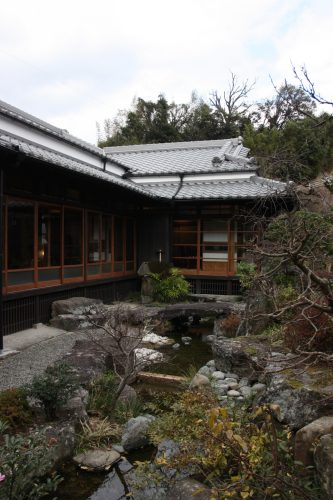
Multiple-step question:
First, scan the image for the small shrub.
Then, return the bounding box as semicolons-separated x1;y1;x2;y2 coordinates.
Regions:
260;323;284;343
222;313;241;337
276;283;298;305
88;371;117;417
148;391;320;498
237;261;257;290
149;267;190;303
26;363;78;420
0;429;62;500
0;388;33;431
114;398;144;424
88;371;143;423
142;391;183;416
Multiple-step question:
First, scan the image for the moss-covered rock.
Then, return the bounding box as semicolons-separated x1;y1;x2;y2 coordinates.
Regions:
212;336;270;381
257;365;333;430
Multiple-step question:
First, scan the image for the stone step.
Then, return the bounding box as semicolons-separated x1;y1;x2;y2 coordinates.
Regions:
137;372;187;387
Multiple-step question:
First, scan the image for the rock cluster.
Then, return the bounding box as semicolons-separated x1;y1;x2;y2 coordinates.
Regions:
192;359;266;403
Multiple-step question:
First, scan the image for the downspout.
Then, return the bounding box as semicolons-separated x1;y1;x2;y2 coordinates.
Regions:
171;173;184;203
169;173;184;263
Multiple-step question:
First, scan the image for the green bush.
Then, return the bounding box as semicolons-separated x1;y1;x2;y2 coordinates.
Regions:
88;371;143;423
237;261;257;290
149;267;190;303
0;388;33;431
26;363;78;420
88;371;117;417
0;429;62;500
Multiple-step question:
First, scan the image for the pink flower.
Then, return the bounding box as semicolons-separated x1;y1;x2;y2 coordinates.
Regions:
0;474;5;482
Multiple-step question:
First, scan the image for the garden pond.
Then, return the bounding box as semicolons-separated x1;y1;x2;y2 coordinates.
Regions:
53;324;213;499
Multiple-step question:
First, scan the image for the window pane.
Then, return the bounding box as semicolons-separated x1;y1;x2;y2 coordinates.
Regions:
64;266;83;278
38;206;61;267
126;219;134;261
64;209;82;265
87;264;100;275
88;213;100;263
8;199;34;269
202;220;228;243
8;270;34;285
101;216;112;262
38;268;60;281
114;217;123;262
172;219;198;269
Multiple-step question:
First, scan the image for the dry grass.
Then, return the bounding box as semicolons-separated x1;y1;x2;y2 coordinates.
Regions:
76;416;122;451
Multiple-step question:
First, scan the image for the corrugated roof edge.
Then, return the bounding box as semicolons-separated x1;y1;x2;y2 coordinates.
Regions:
0;99;104;157
128;166;257;178
104;139;231;154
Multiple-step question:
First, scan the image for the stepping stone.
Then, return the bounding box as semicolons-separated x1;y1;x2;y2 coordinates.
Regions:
74;449;121;471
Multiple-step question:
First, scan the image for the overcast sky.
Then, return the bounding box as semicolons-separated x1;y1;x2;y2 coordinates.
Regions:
0;0;332;144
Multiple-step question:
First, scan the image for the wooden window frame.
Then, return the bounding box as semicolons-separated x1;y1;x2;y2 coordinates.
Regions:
37;203;62;288
172;216;240;277
3;196;138;295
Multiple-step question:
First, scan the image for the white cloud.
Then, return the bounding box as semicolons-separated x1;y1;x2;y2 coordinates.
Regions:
0;0;332;143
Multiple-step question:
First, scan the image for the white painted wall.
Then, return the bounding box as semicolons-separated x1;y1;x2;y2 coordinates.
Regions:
0;115;125;177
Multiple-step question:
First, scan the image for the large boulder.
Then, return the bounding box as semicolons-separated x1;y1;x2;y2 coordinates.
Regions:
314;434;333;499
254;370;333;430
295;416;333;466
52;297;103;317
56;387;89;420
51;297;105;330
212;336;267;380
62;339;112;385
121;414;155;451
257;367;333;430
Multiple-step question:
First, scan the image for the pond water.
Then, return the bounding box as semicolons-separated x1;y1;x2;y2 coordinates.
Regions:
54;324;213;499
55;446;156;500
146;326;213;376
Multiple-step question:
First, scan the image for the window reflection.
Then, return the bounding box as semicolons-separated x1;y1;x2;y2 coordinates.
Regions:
64;209;82;265
38;207;61;267
8;199;34;269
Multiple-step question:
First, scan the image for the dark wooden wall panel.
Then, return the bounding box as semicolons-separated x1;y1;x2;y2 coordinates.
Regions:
137;214;171;265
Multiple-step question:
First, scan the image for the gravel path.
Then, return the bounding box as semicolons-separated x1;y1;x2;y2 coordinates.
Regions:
0;331;86;391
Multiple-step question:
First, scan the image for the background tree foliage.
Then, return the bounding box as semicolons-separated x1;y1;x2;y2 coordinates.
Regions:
98;71;333;182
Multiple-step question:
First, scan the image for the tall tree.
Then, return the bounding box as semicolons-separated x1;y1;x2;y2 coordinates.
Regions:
209;72;255;137
253;81;316;130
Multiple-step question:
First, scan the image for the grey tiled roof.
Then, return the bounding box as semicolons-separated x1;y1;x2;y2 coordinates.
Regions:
138;176;287;200
105;138;256;176
0;131;154;198
0;99;104;157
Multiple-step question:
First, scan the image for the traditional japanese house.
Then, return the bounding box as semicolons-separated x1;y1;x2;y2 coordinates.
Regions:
0;99;286;339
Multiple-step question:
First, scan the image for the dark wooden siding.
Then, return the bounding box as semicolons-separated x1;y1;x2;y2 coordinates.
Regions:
137;214;171;264
2;277;139;335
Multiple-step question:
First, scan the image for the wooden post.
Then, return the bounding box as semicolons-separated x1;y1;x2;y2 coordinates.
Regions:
0;168;4;350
